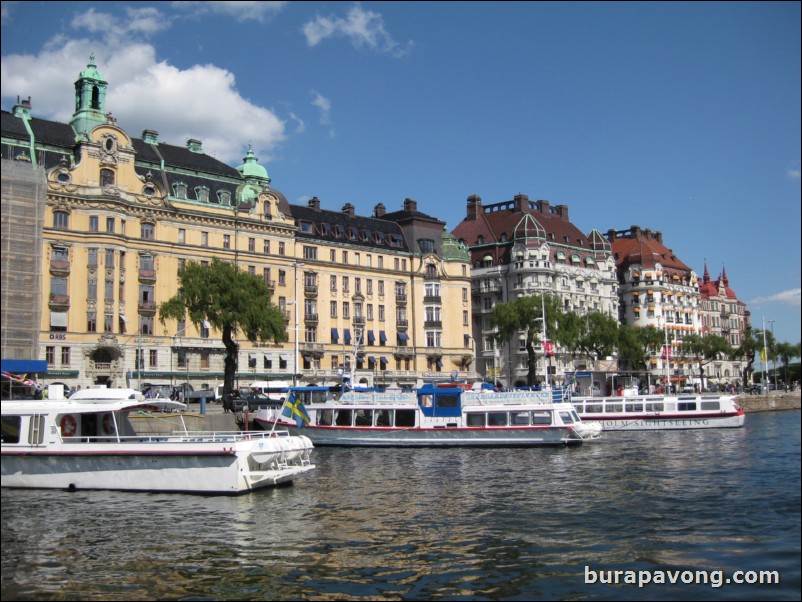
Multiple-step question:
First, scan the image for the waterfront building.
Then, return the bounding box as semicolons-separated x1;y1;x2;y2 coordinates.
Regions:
0;57;472;392
697;264;749;384
607;225;705;385
452;193;619;387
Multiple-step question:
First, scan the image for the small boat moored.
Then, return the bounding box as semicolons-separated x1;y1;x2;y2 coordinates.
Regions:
254;384;602;447
1;388;315;494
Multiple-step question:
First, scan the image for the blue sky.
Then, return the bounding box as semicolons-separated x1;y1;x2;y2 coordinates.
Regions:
2;1;800;346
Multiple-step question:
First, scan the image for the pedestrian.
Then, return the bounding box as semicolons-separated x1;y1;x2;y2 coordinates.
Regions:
222;392;233;413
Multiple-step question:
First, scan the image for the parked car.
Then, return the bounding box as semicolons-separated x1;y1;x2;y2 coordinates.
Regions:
746;384;764;394
232;392;278;413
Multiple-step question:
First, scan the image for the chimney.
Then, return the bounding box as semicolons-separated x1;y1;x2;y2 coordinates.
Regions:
606;228;617;242
555;204;569;221
513;194;529;213
142;130;159;144
630;225;641;238
374;203;386;218
403;198;417;212
308;196;321;212
12;96;32;118
537;199;550;215
466;194;482;220
187;138;203;153
654;231;663;244
342;202;355;217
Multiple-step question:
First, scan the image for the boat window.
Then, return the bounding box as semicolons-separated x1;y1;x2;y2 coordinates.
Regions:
559;411;575;424
466;413;484;427
436;395;459;408
1;416;21;443
354;410;373;426
317;409;333;426
27;415;45;445
645;402;664;412
395;410;416;427
585;403;603;413
335;409;353;426
487;412;507;426
624;403;644;413
573;403;585;413
375;410;392;426
419;394;433;407
510;411;530;425
605;403;623;413
700;401;720;411
678;402;697;411
532;410;552;425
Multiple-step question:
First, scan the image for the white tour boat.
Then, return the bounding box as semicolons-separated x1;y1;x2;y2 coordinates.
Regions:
570;391;745;430
1;388;315;494
254;384;602;447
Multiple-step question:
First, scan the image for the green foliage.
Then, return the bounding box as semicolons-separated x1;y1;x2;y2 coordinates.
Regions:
159;258;287;393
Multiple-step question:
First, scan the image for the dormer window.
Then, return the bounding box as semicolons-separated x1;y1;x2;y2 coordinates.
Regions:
219;190;231;205
195;186;210;202
174;183;187;199
300;221;314;234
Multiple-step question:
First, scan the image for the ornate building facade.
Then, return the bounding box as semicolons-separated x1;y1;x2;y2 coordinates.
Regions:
452;193;620;386
1;58;472;392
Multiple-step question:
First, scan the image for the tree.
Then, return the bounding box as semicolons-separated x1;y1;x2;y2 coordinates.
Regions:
679;333;732;386
557;311;620;370
491;294;564;386
158;258;287;395
774;341;801;387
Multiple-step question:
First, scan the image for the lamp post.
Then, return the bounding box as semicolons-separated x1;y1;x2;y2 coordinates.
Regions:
292;262;305;387
762;316;769;394
767;319;776;392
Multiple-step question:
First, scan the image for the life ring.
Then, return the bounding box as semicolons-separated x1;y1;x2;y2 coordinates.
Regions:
60;414;77;437
102;413;115;435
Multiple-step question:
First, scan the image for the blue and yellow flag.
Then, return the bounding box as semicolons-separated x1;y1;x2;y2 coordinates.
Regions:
281;393;311;428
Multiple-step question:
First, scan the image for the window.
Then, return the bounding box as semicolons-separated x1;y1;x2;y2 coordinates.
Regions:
106;217;115;233
223;235;231;249
53;211;69;229
278;242;285;256
278;270;286;286
149;350;158;367
141;223;155;240
303;246;317;260
104;313;113;332
249;238;256;252
178;229;185;244
174;183;187;199
220;191;231;205
87;311;97;332
330;301;337;317
201;232;208;247
46;346;55;365
61;347;71;366
195;187;209;202
50;277;68;297
100;168;115;187
263;239;271;254
343;277;350;293
89;216;99;232
200;351;210;369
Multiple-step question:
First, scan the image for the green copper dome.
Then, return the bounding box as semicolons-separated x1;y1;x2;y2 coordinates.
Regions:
79;53;106;83
236;145;270;182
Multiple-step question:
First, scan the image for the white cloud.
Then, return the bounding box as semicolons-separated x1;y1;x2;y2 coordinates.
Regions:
1;8;286;165
171;1;287;23
311;90;334;138
750;288;802;308
787;161;801;179
302;3;413;57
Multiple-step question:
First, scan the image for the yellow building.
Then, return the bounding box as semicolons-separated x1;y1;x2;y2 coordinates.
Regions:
1;57;473;393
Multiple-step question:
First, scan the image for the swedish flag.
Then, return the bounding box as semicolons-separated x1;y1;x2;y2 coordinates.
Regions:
281;393;311;428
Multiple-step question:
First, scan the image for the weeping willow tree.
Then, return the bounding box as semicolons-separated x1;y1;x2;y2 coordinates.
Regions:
158;258;287;394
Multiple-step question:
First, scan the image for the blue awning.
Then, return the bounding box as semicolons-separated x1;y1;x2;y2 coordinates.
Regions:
368;356;376;365
398;332;409;341
331;328;339;342
367;330;375;343
344;328;352;343
380;357;388;367
435;359;443;368
1;359;48;374
380;331;387;343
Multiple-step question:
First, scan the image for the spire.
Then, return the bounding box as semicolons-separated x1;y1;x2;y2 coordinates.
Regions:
721;266;729;286
70;54;109;138
703;262;710;283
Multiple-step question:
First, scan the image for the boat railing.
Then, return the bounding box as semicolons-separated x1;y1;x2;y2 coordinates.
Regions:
60;429;294;444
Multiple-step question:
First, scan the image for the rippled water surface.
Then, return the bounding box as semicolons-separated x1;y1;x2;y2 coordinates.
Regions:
2;411;799;600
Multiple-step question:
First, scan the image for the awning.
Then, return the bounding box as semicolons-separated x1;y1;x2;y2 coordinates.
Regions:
1;359;48;374
202;320;211;329
435;359;443;368
380;331;387;343
50;311;68;328
119;314;127;323
398;332;409;341
331;328;339;342
367;331;375;343
368;356;376;365
380;357;388;367
344;328;352;343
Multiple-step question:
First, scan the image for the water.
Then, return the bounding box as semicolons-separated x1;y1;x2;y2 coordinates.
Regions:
2;411;799;601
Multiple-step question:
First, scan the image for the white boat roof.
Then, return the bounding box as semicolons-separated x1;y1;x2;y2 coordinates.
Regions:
2;388;187;414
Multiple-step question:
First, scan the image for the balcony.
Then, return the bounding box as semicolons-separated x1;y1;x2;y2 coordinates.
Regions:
137;300;158;316
396;319;408;330
138;268;157;284
395;293;407;304
49;260;70;277
393;346;414;358
423;295;441;304
49;293;70;311
352;315;366;326
424;320;443;329
304;312;319;324
304;284;318;297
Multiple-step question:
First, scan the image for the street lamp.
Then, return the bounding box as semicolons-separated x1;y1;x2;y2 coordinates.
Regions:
768;319;777;392
292;262;305;387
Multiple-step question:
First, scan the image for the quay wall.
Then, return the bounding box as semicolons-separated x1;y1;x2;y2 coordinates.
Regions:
736;391;801;413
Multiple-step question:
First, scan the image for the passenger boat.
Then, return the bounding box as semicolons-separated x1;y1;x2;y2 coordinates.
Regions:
570;392;745;430
1;388;315;494
253;384;602;446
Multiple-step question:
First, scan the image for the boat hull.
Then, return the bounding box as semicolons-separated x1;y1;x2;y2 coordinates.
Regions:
1;438;315;494
581;412;745;431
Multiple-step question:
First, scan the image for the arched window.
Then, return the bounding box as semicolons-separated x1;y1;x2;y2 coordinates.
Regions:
100;168;115;187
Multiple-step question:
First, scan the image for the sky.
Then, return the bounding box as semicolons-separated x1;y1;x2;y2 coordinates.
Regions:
2;1;800;347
